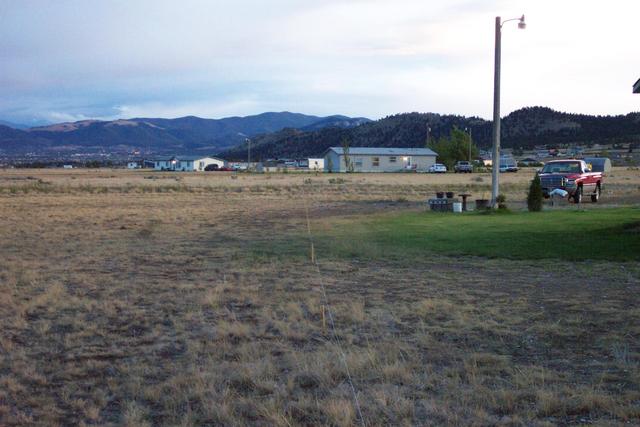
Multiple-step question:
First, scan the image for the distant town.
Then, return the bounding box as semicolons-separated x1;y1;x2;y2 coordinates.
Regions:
1;141;637;172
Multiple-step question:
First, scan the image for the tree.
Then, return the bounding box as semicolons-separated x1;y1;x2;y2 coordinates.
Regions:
428;127;478;170
341;138;354;173
527;174;543;212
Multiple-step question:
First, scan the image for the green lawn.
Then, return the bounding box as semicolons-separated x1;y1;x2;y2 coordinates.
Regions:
316;207;640;262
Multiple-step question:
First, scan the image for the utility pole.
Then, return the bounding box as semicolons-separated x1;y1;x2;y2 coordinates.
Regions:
426;126;431;146
491;16;502;208
491;14;525;208
466;127;472;162
246;138;251;172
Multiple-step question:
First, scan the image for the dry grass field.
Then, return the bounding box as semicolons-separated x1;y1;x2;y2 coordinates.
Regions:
1;168;639;426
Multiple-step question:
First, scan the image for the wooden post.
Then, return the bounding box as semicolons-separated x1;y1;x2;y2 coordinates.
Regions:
321;305;326;331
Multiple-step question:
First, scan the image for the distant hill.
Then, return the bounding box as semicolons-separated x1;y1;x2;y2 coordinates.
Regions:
0;120;30;130
220;107;640;160
0;112;370;157
500;107;640;147
0;125;52;152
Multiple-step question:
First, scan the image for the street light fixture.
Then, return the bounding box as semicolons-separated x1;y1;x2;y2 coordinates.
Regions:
518;17;527;29
491;14;525;208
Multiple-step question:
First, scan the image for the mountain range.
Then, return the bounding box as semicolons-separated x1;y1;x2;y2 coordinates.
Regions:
0;112;370;157
1;107;639;160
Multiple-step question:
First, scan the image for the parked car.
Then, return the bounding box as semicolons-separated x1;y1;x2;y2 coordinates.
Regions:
454;161;473;173
538;159;603;203
499;156;519;172
428;163;447;173
205;164;233;171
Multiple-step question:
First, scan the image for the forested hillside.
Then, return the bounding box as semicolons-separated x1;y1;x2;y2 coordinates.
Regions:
221;107;640;159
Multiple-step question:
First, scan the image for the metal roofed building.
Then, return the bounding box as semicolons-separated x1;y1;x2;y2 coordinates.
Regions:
634;78;640;94
323;147;438;172
148;155;225;171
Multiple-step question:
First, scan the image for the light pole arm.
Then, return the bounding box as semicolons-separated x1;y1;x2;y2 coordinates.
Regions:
500;16;522;27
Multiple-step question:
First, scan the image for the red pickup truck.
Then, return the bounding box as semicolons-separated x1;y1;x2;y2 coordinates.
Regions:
539;159;603;203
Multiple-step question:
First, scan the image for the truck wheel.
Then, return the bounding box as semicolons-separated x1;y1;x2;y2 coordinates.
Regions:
591;185;600;203
574;186;583;204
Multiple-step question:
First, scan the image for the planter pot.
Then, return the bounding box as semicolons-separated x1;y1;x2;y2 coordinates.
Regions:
436;192;445;199
475;199;490;209
446;191;454;199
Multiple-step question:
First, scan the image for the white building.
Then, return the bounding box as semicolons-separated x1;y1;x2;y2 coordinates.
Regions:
323;147;437;173
308;158;325;171
255;160;282;173
150;156;225;171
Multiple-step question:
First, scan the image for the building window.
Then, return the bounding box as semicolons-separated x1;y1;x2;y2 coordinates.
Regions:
389;156;397;163
372;157;380;167
354;158;363;168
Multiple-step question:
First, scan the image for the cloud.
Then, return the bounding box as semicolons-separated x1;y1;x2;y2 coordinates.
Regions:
0;0;638;124
114;98;264;120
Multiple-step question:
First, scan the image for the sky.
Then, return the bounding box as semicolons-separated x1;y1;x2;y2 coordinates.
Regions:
0;0;639;125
